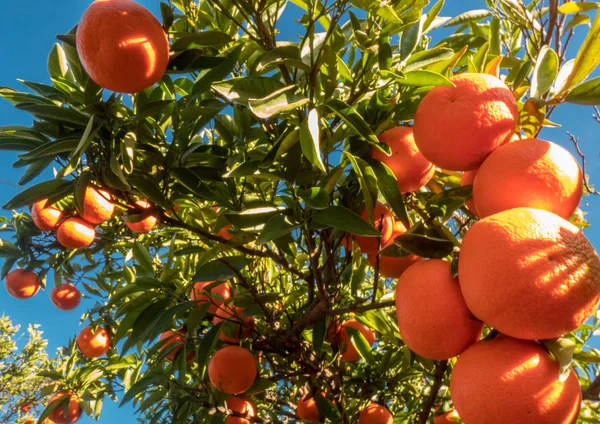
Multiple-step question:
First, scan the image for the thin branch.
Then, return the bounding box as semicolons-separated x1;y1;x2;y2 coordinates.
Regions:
566;131;599;195
545;0;559;45
416;360;449;424
326;300;395;316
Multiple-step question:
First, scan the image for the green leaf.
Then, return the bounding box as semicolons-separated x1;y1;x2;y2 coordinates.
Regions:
192;257;253;282
256;215;301;245
393;233;454;258
324;99;387;153
192;45;242;96
565;14;591;32
299;108;326;172
399;70;454;87
128;174;169;209
400;16;424;61
343;152;377;224
196;322;223;379
313;319;327;355
171;31;233;51
18;137;79;160
565;76;600;104
48;43;68;80
299;187;330;210
403;47;454;72
562;11;600;91
0;239;22;258
244;379;277;396
346;326;374;364
312;206;380;236
444;9;492;26
224;205;285;229
531;46;559;98
248;85;309;119
369;160;410;228
73;171;92;217
212;77;286;106
160;2;174;29
4;179;73;209
107;157;132;191
423;0;445;33
558;2;599;14
490;16;501;55
133;242;154;273
542;338;576;381
15;104;89;127
18;157;54;186
121;375;165;406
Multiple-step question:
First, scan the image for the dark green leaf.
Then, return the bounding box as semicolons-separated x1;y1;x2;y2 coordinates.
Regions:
196;322;223;379
128;174;169;209
133;242;154;273
15;104;88;127
121;375;165;406
312;206;380;236
171;31;233;51
299;109;326;172
212;77;286;106
248;85;309;119
324;99;385;152
4;179;73;209
192;257;253;282
369;160;410;228
399;70;454;87
565;76;600;105
256;215;301;245
393;233;454;258
299;187;330;210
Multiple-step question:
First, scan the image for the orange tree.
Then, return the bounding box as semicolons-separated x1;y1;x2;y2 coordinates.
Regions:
2;0;600;423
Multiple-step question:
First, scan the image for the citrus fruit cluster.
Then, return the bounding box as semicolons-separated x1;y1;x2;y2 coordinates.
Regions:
354;73;599;424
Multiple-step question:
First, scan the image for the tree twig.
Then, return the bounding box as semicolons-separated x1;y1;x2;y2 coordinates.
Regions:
326;300;395;316
566;131;599;195
416;360;449;424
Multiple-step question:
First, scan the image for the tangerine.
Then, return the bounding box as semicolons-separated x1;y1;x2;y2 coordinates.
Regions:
5;269;40;299
330;319;376;362
190;281;232;314
226;397;255;424
31;199;63;231
76;0;169;93
208;346;257;394
413;73;518;171
47;392;81;424
213;305;254;343
80;186;114;225
56;218;95;249
358;403;393;424
352;202;395;255
76;325;111;358
125;200;158;233
366;221;421;279
50;283;81;311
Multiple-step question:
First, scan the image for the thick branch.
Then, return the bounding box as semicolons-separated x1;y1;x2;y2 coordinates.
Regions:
416;360;449;424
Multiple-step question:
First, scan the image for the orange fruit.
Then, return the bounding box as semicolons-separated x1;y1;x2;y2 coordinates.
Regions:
473;138;583;219
23;418;34;424
226;397;255;424
80;186;114;225
460;170;478;215
218;224;234;240
5;269;40;299
50;283;81;311
296;392;325;423
395;260;483;360
190;281;232;314
413;73;518;171
20;402;33;413
76;0;169;93
352;202;395;254
76;325;111;358
330;319;376;362
158;329;194;362
372;126;435;193
47;392;81;424
31;199;63;231
450;336;581;424
56;218;95;249
459;207;600;340
213;305;254;343
208;346;257;394
366;221;422;279
433;409;460;424
358;403;393;424
125;200;158;233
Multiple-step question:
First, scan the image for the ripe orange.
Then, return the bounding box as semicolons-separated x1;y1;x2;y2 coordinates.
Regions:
50;283;81;310
159;330;194;362
413;73;518;171
76;325;111;358
352;202;395;254
23;418;34;424
5;269;40;299
366;221;421;279
208;346;257;394
358;403;393;424
460;170;478;215
56;218;95;249
47;392;81;424
31;199;63;231
76;0;169;93
213;305;254;343
433;409;460;424
80;186;114;225
450;336;581;424
473;138;583;219
459;207;600;340
20;402;33;413
296;392;325;423
218;224;234;240
125;200;158;233
330;319;376;362
396;260;483;360
190;281;232;314
226;397;255;424
371;126;435;193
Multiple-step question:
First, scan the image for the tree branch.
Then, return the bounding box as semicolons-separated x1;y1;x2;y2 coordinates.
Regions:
583;373;600;401
566;131;599;196
416;360;449;424
326;300;395;316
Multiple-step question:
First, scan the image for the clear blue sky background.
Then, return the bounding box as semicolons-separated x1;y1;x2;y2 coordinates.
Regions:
0;1;599;423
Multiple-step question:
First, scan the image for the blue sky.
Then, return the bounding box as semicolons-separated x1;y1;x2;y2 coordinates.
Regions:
0;1;599;423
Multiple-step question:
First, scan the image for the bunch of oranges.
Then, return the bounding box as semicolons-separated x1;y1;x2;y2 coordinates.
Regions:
353;72;600;424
